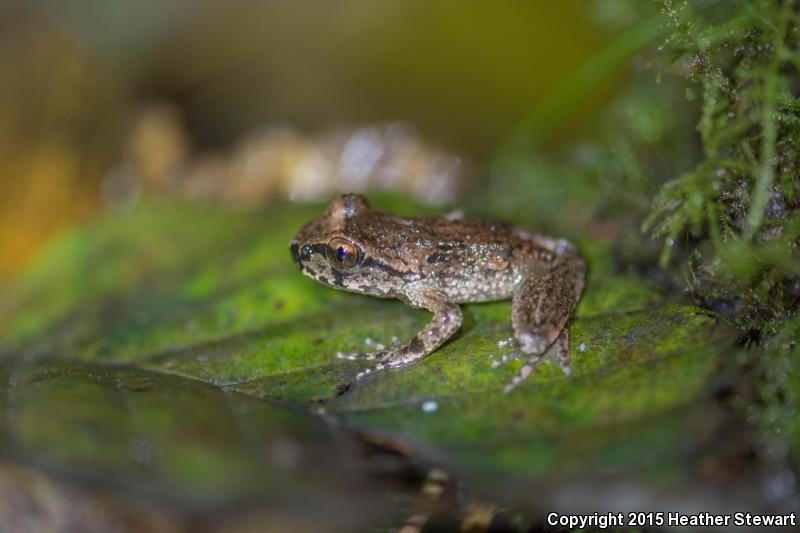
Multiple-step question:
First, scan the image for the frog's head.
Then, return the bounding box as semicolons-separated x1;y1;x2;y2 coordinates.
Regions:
290;194;407;297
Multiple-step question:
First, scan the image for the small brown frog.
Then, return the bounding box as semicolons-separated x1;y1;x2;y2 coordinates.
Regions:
290;194;585;392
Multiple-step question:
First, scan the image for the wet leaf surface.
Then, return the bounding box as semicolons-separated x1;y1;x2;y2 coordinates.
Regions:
0;199;740;522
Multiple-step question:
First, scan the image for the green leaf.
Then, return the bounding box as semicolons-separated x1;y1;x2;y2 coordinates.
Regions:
0;199;731;515
0;359;388;528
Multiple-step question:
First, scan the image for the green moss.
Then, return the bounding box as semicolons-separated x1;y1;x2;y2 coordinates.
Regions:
643;0;800;332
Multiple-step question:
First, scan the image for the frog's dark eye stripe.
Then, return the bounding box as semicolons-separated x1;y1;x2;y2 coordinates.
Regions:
326;237;361;270
363;257;403;277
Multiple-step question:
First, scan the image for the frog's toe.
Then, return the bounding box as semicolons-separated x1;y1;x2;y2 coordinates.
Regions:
550;328;571;377
363;336;402;351
335;349;389;361
498;329;572;392
490;349;522;368
355;361;388;380
337;336;403;360
354;349;412;380
503;356;544;393
491;336;527;368
364;337;387;351
496;337;516;349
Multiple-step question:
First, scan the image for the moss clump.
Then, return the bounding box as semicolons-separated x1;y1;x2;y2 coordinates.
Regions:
644;0;800;334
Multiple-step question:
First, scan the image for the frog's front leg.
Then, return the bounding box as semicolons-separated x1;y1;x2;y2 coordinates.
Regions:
354;289;462;380
505;258;584;392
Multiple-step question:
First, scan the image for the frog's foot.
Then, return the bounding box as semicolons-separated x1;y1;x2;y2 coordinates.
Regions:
354;347;423;380
496;337;515;349
500;329;571;393
355;360;389;380
489;337;523;369
491;336;545;392
335;336;401;361
336;350;386;362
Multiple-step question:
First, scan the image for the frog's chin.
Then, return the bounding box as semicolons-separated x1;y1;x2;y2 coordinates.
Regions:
296;262;397;299
295;263;343;290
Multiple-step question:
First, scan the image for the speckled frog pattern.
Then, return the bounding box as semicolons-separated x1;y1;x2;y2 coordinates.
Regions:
290;194;585;392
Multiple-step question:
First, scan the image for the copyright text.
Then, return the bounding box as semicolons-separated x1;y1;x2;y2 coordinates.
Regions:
547;511;796;529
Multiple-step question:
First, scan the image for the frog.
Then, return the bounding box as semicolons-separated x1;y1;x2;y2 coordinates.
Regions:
289;194;585;392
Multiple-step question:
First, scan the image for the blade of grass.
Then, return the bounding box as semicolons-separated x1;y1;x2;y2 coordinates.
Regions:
494;14;665;160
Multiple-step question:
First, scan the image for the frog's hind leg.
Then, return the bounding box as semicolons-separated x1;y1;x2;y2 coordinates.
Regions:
505;259;582;392
511;262;579;355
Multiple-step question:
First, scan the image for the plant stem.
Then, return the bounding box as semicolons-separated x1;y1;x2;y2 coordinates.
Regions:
744;0;792;240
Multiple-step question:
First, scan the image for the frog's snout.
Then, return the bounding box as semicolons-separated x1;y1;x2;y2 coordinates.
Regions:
290;242;316;268
289;243;301;267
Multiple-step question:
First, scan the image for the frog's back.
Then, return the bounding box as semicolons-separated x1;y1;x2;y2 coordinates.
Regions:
347;210;579;303
402;215;563;303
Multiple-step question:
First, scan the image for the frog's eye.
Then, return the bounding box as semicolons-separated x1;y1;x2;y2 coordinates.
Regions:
326;237;361;270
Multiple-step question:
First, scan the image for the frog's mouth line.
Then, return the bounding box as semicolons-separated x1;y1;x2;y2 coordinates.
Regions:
290;242;405;296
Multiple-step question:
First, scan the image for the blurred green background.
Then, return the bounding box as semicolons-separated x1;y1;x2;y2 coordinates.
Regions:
0;0;636;280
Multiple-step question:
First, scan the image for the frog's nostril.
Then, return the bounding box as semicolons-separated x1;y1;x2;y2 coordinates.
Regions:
290;243;315;266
